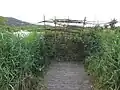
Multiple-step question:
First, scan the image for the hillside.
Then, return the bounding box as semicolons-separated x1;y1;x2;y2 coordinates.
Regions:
6;17;33;26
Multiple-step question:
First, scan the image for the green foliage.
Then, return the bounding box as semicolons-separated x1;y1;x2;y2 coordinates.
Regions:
0;16;7;25
43;32;84;61
0;30;49;90
1;25;120;90
83;29;120;90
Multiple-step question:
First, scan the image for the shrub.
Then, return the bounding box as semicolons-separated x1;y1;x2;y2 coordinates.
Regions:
0;31;46;90
83;30;120;90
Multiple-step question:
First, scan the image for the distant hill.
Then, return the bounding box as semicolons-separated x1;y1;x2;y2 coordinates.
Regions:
5;17;33;26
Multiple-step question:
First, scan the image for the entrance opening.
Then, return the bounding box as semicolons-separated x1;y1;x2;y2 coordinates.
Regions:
44;32;86;62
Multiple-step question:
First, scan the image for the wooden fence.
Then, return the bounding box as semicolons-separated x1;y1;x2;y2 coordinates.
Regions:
38;15;120;32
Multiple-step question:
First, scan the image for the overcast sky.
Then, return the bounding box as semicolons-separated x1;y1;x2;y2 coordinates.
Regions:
0;0;120;23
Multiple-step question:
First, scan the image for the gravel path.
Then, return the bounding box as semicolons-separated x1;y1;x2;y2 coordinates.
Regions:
44;61;93;90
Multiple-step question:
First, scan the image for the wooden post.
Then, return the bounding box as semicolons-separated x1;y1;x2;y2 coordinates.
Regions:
43;15;46;65
67;16;69;30
68;16;70;39
54;16;56;30
83;17;86;29
64;18;66;31
54;16;57;59
43;15;46;29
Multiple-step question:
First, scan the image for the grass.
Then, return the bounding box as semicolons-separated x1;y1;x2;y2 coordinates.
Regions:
1;25;120;90
82;29;120;90
0;30;50;90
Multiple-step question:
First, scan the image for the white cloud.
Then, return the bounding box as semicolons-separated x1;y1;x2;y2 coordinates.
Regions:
0;0;120;23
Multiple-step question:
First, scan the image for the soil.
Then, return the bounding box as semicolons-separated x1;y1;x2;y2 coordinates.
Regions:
44;61;93;90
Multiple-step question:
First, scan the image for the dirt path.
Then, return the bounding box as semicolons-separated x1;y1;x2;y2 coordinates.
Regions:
44;61;92;90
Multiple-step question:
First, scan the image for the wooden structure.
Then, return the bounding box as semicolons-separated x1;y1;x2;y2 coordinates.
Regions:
38;15;119;31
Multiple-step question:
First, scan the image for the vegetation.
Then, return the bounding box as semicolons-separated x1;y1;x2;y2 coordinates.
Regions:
1;24;120;90
0;16;7;25
82;30;120;90
0;30;54;90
